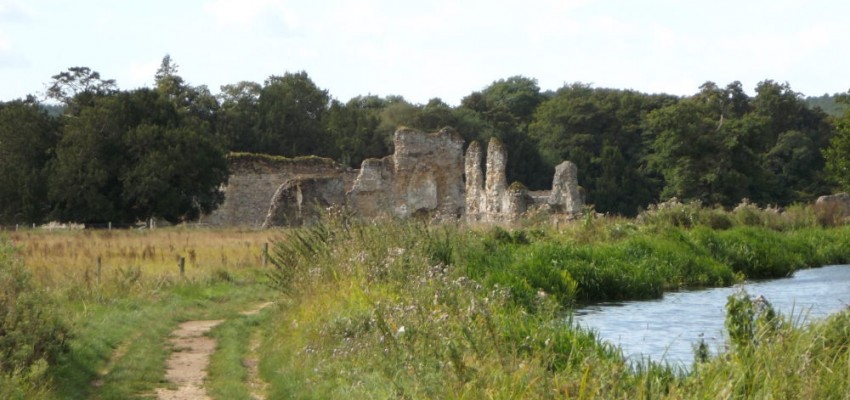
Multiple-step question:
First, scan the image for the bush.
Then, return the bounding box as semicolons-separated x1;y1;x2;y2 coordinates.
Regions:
0;239;69;378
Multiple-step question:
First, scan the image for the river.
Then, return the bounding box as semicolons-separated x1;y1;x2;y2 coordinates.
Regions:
573;264;850;368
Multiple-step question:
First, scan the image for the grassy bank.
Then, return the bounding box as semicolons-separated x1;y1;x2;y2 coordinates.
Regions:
257;206;850;398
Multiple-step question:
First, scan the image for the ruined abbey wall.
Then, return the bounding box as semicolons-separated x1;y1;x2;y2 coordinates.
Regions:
347;128;465;219
207;128;584;227
204;154;355;227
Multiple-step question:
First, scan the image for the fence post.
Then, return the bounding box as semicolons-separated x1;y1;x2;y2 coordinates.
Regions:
96;256;102;284
179;257;185;276
108;222;112;230
262;243;269;267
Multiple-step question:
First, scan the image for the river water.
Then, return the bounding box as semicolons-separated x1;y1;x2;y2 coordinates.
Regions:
573;265;850;368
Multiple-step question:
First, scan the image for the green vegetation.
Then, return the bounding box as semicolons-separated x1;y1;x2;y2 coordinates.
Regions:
0;238;69;400
2;202;850;398
1;228;276;399
257;206;850;398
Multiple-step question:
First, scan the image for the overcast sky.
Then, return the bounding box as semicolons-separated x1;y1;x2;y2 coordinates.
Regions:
1;0;848;105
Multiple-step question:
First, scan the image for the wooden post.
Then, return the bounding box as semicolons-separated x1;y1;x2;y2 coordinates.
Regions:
179;257;185;276
96;256;102;284
262;243;269;266
108;221;112;230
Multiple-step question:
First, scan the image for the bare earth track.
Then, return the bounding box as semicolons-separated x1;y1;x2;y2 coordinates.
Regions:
152;302;275;400
155;319;225;400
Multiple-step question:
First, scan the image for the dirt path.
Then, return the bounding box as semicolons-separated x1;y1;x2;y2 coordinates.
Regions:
154;319;225;400
151;302;275;400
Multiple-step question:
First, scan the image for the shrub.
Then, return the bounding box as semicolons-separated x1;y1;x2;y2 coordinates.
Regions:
0;238;69;382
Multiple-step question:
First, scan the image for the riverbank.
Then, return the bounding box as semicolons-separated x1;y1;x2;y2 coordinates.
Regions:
257;205;849;398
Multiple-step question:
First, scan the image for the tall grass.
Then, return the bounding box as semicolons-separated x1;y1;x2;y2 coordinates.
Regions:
8;227;272;302
260;203;849;398
678;291;850;398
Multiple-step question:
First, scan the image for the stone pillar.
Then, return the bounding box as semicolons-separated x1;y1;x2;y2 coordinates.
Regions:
549;161;584;214
485;138;507;215
464;141;484;218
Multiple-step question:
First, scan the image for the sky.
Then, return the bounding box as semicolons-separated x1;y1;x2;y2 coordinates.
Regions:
1;0;849;105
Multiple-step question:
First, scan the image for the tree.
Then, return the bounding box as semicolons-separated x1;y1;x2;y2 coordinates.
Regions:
528;84;672;214
49;88;227;223
45;66;117;115
257;71;330;156
480;76;545;124
121;124;227;222
154;55;220;131
646;83;762;206
323;96;387;167
751;80;833;203
824;93;850;192
0;98;59;223
217;81;263;152
411;98;457;131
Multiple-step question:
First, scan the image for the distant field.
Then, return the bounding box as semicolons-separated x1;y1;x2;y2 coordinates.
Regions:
8;227;275;292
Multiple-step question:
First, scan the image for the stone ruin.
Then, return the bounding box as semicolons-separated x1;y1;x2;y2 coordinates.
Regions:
204;128;584;227
463;137;583;223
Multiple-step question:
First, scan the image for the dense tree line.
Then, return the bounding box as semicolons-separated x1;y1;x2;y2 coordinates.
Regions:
1;55;849;224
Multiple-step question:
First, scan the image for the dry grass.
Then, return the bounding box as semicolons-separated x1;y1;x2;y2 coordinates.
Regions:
7;227;275;295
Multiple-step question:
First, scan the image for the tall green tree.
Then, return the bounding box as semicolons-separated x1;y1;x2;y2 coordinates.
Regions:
412;98;457;131
217;81;263;152
0;98;59;223
529;84;673;214
324;96;387;167
257;71;330;156
480;76;545;124
646;84;756;206
751;80;833;203
49;88;227;223
824;93;850;192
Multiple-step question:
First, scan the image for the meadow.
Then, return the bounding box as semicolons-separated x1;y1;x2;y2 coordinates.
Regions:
1;202;849;399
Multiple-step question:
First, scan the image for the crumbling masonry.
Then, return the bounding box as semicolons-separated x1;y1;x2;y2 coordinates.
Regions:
205;128;584;227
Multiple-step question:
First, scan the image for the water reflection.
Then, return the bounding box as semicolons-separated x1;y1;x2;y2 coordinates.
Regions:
573;265;850;368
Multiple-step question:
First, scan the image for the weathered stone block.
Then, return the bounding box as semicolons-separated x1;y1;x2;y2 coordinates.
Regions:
549;161;584;214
